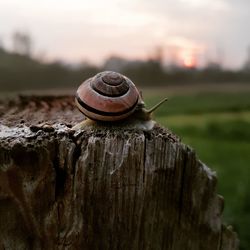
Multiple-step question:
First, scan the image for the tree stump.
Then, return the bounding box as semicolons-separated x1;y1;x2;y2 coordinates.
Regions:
0;95;239;250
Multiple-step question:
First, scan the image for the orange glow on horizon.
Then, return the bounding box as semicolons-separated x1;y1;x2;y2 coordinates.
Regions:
181;51;197;68
167;37;202;68
183;55;197;68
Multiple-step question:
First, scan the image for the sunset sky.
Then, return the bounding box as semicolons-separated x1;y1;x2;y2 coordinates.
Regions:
0;0;250;68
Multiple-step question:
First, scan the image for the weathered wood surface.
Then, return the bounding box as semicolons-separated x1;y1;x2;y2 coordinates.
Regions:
0;96;239;250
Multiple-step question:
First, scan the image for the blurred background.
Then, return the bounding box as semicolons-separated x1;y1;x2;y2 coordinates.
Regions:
0;0;250;248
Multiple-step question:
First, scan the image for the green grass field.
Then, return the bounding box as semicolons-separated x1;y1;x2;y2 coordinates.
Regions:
144;90;250;250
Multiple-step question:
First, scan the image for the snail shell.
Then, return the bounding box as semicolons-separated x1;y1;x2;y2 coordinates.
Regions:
75;71;140;122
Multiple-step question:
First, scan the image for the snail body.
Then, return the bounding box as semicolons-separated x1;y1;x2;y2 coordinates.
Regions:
73;71;167;130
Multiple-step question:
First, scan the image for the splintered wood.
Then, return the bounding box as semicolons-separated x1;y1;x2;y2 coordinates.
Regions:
0;95;238;250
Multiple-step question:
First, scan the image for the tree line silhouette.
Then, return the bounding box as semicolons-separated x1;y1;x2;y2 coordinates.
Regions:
0;44;250;92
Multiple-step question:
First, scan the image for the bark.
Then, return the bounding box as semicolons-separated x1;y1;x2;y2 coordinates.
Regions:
0;95;239;250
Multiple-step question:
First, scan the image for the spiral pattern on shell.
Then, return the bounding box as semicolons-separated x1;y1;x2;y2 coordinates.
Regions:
75;71;140;121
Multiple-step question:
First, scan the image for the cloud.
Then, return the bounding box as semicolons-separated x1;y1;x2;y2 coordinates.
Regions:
0;0;249;67
131;0;250;68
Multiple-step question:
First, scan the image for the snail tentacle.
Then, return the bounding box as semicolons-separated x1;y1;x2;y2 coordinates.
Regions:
145;98;168;114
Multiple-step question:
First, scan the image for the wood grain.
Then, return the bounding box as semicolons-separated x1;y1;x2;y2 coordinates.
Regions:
0;95;239;249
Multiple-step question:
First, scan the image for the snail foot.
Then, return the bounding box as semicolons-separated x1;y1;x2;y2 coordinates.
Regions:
71;119;95;131
72;119;156;131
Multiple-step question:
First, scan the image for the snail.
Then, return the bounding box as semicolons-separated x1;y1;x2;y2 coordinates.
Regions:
73;71;167;130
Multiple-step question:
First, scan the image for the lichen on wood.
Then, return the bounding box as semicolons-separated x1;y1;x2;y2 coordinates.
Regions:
0;95;239;250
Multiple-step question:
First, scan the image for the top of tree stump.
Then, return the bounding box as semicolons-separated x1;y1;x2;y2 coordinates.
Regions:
0;94;239;250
